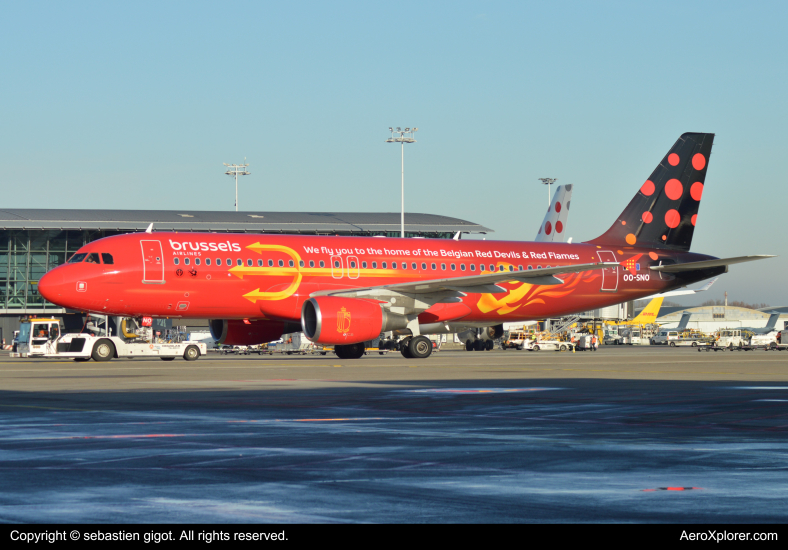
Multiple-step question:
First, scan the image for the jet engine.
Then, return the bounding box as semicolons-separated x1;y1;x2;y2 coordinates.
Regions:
301;296;407;345
209;319;287;346
479;324;504;341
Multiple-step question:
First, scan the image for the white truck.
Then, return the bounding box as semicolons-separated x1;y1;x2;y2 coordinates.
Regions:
522;337;574;351
10;318;206;362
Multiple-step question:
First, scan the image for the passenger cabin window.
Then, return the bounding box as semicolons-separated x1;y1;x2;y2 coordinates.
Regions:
319;261;325;268
237;259;243;266
421;263;427;270
184;258;190;265
460;264;466;271
268;260;274;267
362;261;367;269
441;263;446;270
334;260;340;268
257;259;262;267
401;262;407;270
411;262;417;270
216;258;221;265
247;259;253;267
382;262;387;269
372;261;377;269
309;260;315;268
101;253;114;265
84;253;100;264
226;259;232;266
451;264;456;270
289;260;294;267
299;261;304;267
206;259;211;266
431;263;437;270
195;258;201;265
173;258;180;265
68;253;87;263
470;264;476;271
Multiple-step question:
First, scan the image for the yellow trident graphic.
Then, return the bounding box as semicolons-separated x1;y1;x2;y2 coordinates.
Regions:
337;307;351;333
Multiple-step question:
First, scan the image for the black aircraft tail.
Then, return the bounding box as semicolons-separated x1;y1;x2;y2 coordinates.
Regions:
587;133;715;251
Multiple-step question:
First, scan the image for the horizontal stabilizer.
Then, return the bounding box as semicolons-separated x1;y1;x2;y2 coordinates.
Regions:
650;255;775;273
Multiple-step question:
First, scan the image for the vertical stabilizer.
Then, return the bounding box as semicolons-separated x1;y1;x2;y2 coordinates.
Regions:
587;133;714;251
676;312;692;331
631;296;664;324
535;184;572;242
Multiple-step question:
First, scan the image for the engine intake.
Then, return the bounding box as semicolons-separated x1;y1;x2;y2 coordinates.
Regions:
301;296;407;345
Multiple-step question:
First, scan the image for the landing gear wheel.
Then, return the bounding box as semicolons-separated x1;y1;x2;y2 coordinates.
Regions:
91;339;115;362
485;340;494;351
465;340;474;352
473;340;484;351
160;357;175;361
336;343;365;359
183;346;200;361
401;339;413;358
408;336;432;359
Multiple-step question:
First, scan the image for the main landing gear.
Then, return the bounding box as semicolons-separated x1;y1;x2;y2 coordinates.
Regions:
465;339;494;351
400;335;433;359
334;343;365;359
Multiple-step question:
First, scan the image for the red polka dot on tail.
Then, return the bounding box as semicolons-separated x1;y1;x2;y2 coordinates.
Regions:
642;211;653;223
641;180;655;196
665;209;680;228
668;153;680;166
691;214;697;226
649;252;658;260
692;153;706;170
555;221;563;233
665;179;683;200
555;202;561;212
690;181;703;201
545;221;552;235
662;235;667;241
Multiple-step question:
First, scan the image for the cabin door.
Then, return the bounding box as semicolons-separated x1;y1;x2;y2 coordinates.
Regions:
140;240;165;283
596;251;618;292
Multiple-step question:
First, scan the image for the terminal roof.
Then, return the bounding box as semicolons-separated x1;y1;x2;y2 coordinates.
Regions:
0;209;492;234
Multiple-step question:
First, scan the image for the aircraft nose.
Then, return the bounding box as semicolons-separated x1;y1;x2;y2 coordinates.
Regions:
38;269;64;303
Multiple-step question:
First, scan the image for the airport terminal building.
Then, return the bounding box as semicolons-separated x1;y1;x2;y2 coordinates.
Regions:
0;209;491;341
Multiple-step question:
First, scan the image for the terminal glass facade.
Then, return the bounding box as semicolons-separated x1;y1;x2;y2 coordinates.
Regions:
0;230;123;313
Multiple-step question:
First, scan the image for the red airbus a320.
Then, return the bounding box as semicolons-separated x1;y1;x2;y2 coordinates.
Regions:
38;133;773;359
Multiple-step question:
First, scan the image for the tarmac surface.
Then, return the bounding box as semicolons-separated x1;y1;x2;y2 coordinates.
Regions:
1;346;787;523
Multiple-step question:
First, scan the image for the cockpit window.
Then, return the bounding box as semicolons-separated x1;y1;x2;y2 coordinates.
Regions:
68;253;87;263
84;253;101;264
101;253;114;265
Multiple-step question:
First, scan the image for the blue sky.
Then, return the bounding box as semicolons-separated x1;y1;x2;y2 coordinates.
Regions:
1;1;786;305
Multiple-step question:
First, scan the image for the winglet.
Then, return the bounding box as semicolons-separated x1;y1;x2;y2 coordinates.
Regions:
145;223;154;234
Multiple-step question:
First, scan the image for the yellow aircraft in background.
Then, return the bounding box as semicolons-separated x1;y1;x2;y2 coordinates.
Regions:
609;277;718;327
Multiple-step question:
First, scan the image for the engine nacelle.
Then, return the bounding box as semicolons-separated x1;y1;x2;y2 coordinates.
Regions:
479;324;504;341
301;296;406;345
209;319;286;346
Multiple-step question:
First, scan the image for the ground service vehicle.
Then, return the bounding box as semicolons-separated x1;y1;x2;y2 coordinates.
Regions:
11;318;206;361
37;133;773;361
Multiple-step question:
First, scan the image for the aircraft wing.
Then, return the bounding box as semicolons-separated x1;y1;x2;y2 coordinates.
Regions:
650;255;775;273
311;262;617;298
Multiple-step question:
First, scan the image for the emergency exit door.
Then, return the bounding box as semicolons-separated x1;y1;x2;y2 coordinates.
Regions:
141;240;165;283
596;251;618;292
